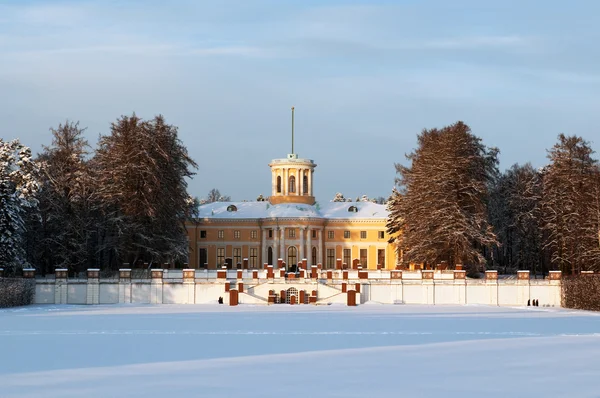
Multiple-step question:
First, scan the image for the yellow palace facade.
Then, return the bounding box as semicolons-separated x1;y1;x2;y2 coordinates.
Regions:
187;151;396;271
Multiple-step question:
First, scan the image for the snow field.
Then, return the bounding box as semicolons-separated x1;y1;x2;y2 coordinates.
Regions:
1;304;599;397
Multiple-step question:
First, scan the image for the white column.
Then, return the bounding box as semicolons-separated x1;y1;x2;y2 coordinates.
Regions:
300;227;305;262
318;228;323;265
274;227;279;265
272;169;276;196
283;168;288;195
306;227;312;266
308;169;313;196
261;228;267;266
296;168;300;195
280;227;286;261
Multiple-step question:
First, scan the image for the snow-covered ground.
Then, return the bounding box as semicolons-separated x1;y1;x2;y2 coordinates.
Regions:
1;304;599;397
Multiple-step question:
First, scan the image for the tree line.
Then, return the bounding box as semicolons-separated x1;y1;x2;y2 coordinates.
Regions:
386;121;600;276
1;114;197;276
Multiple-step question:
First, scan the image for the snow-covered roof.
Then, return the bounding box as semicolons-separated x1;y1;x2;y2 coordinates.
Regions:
196;201;388;220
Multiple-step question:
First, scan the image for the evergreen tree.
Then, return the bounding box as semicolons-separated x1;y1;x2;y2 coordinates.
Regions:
0;139;40;273
29;122;96;275
387;121;498;269
94;114;197;267
540;134;600;273
488;163;543;274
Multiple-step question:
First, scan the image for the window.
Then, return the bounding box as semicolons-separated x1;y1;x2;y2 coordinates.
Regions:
234;230;241;239
288;246;297;268
268;229;273;238
268;247;273;265
343;249;351;266
250;248;258;268
360;231;367;239
303;175;308;194
233;248;241;266
227;205;237;212
277;176;282;193
289;176;296;193
312;247;317;265
348;205;358;213
288;228;296;238
378;231;385;239
312;230;317;239
200;230;207;239
328;231;334;239
218;230;224;239
344;231;350;239
360;249;367;267
217;248;225;267
326;249;335;269
251;230;258;239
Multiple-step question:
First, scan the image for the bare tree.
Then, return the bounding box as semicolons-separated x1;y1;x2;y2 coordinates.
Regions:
206;188;231;203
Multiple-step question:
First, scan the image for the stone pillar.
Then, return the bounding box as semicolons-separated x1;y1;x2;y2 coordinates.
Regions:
54;268;68;305
183;269;196;304
310;265;317;280
336;258;342;270
517;270;530;306
274;227;280;264
296;168;300;195
485;270;498;306
86;268;100;305
300;227;305;261
279;227;286;261
217;266;227;280
150;269;164;304
453;269;466;304
347;290;357;306
22;268;36;278
308;169;313;196
306;228;312;267
283;168;287;195
243;258;249;270
261;228;267;266
422;270;434;305
267;265;274;281
119;269;132;303
229;289;239;306
317;228;323;266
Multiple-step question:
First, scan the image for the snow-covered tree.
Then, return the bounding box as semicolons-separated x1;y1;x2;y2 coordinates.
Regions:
488;163;543;274
539;134;600;273
387;121;499;269
332;192;346;202
94;114;197;267
0;139;40;272
29;122;96;275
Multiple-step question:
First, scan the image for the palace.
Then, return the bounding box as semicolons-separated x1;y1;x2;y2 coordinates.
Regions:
186;110;395;270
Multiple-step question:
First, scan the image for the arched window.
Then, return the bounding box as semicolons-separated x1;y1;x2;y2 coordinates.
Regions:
311;247;317;266
287;246;297;269
348;205;358;213
227;205;237;212
303;175;308;195
289;176;296;193
276;176;282;193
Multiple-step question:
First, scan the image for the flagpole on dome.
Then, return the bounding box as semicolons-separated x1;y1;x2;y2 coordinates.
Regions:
291;106;295;155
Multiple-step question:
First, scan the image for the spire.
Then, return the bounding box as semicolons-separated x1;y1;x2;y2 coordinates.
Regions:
291;106;295;155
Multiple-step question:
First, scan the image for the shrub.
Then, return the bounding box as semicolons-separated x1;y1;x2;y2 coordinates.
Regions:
0;278;36;308
562;276;600;311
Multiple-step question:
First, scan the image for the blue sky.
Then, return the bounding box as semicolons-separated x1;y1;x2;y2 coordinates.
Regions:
1;0;599;202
